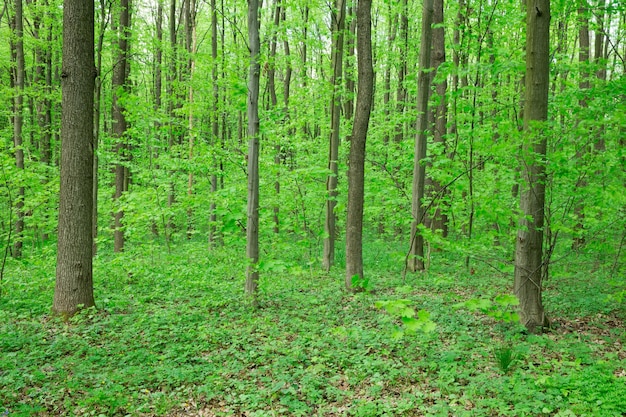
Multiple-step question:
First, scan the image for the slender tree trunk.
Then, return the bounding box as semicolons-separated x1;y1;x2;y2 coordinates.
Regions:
12;0;25;258
245;0;261;299
209;0;219;246
112;0;130;253
167;0;178;237
323;0;345;272
572;1;590;250
93;0;108;255
343;1;356;123
54;0;96;316
345;0;373;291
266;0;282;234
393;0;407;144
185;0;196;239
514;0;551;334
425;0;448;237
408;0;434;272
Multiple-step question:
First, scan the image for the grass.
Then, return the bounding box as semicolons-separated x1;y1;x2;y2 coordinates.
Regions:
1;238;625;416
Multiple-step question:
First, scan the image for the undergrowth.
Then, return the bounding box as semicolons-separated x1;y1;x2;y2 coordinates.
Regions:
0;238;625;416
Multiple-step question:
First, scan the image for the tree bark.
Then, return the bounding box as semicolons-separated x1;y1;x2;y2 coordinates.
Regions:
572;1;590;250
408;0;434;272
345;0;373;291
12;0;25;258
112;0;130;253
425;0;448;237
245;0;261;300
514;0;551;334
54;0;96;316
323;0;345;272
209;0;219;246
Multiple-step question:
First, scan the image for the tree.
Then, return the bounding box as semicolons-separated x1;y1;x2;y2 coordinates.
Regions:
323;0;345;272
11;0;25;258
408;0;434;272
345;0;373;291
245;0;261;299
53;0;96;316
112;0;130;253
514;0;551;334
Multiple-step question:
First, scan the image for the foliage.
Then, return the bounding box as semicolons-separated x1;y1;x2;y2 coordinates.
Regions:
454;293;521;323
1;240;625;416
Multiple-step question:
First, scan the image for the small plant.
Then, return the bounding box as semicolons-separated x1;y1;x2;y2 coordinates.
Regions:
492;344;518;374
454;294;520;323
351;274;373;293
375;299;436;338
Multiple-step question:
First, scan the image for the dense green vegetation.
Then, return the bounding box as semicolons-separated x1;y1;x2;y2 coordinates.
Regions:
2;239;625;416
2;0;626;414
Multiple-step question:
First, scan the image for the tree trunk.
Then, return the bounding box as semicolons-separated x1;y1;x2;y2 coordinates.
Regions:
185;0;196;239
12;0;25;258
323;0;345;272
209;0;219;246
93;0;108;255
112;0;130;253
514;0;551;334
408;0;434;273
393;0;407;144
425;0;448;237
54;0;96;316
572;1;590;250
245;0;261;300
345;0;373;291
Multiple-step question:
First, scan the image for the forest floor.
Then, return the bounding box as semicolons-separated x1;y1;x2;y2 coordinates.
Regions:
1;239;625;416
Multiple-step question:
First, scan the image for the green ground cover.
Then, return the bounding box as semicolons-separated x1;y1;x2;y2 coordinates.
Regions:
1;240;625;416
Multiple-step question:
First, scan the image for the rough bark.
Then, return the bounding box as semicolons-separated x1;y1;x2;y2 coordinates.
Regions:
323;0;345;272
245;0;261;299
345;0;373;291
514;0;551;334
408;0;434;273
53;0;96;316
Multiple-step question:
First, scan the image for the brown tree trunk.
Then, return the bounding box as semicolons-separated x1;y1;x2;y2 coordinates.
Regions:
93;0;108;255
53;0;96;316
112;0;130;253
345;0;373;291
323;0;345;272
12;0;25;258
573;1;590;250
425;0;448;237
393;0;407;144
408;0;434;273
245;0;261;300
514;0;551;334
209;0;219;246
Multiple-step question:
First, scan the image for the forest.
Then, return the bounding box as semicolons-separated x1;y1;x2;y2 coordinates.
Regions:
1;0;625;414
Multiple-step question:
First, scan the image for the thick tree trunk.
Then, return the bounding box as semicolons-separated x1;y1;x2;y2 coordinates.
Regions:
245;0;261;299
323;0;345;272
54;0;96;316
408;0;434;272
514;0;551;334
345;0;373;291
